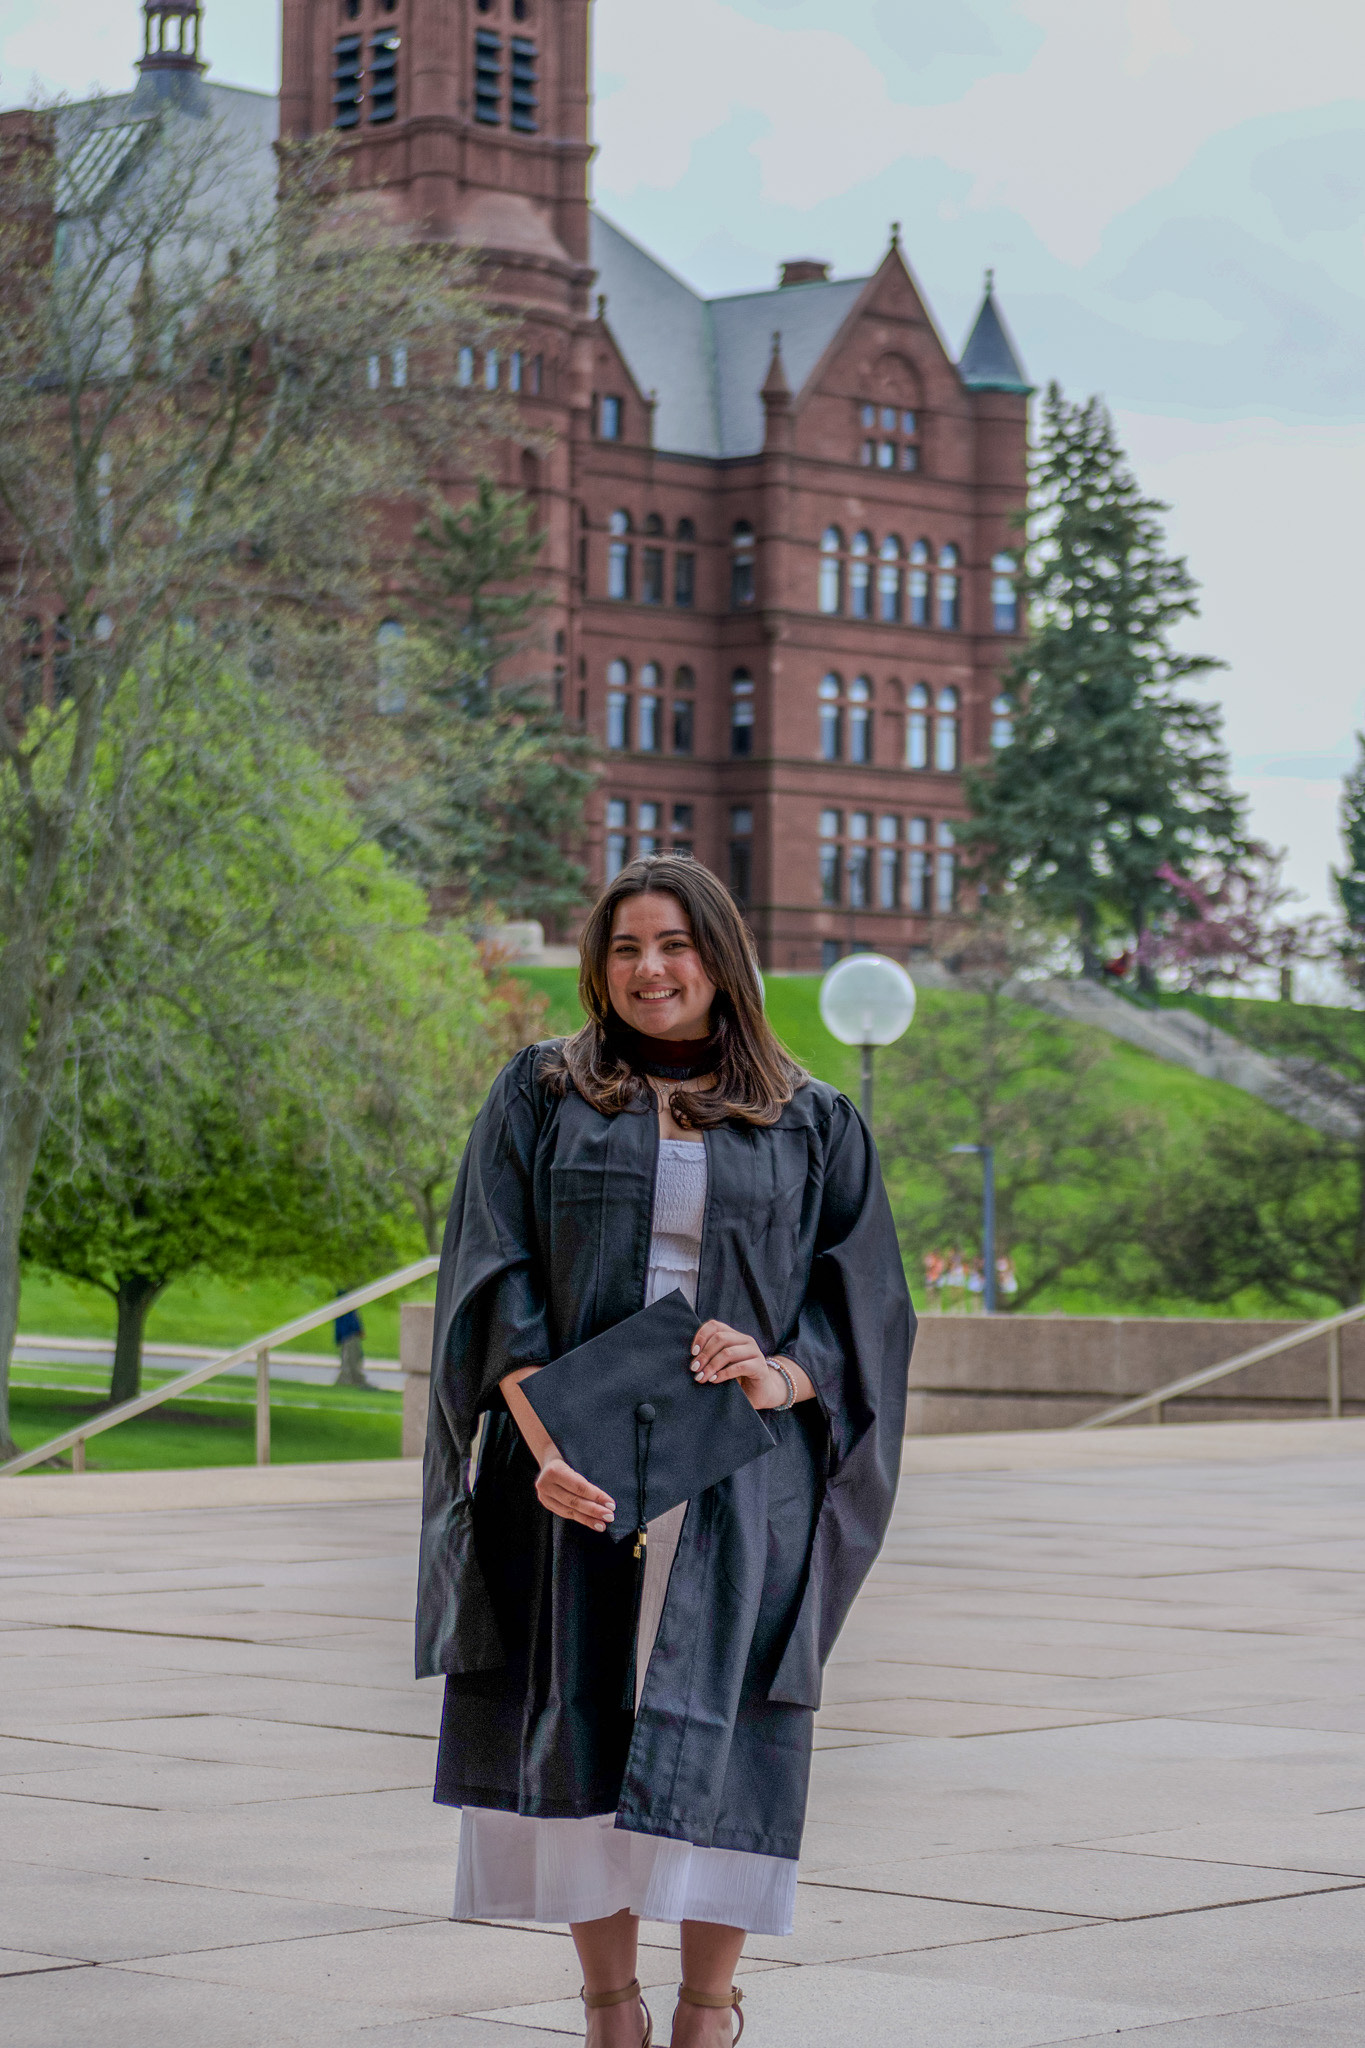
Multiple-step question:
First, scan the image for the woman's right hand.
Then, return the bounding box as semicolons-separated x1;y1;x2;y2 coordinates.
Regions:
535;1455;616;1534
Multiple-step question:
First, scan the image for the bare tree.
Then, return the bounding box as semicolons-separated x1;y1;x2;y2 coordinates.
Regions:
0;100;503;1455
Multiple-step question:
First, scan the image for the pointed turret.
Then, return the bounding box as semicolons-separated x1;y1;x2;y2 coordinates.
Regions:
761;330;793;453
761;330;791;403
958;271;1031;394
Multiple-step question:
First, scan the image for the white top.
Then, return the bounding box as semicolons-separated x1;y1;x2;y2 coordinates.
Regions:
645;1137;707;1308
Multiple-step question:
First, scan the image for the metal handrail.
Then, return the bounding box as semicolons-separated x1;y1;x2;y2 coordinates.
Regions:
1074;1299;1365;1430
0;1255;440;1478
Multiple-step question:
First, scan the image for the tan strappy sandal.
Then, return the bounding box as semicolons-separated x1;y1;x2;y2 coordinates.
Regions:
675;1983;744;2043
581;1978;653;2048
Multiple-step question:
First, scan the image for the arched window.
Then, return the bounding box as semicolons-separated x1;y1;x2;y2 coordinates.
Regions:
484;349;500;392
607;510;632;601
644;512;664;536
935;820;956;913
375;619;406;715
991;695;1013;749
677;517;696;541
606;658;629;749
638;662;662;751
909;538;931;627
730;670;755;757
731;520;756;608
457;345;474;388
818;527;843;614
937;543;961;630
992;552;1018;632
672;666;695;754
818;674;842;762
878;536;902;624
935;685;959;770
848;676;872;764
906;682;929;770
849;530;872;619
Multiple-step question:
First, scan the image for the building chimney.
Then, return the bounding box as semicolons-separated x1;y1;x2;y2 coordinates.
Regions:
779;259;830;288
130;3;208;115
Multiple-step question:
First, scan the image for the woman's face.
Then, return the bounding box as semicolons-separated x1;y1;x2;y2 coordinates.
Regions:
606;891;717;1041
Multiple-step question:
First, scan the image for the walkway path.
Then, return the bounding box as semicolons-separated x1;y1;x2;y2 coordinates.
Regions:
5;1424;1365;2045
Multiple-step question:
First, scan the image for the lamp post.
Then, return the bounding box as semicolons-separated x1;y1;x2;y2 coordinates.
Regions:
951;1143;997;1312
818;953;917;1123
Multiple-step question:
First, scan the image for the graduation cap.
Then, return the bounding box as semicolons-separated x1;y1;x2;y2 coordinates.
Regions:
524;1289;776;1552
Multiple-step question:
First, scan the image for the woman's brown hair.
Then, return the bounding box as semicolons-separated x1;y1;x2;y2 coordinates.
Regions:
541;855;807;1128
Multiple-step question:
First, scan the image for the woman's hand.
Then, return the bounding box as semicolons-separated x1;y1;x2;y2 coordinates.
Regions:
690;1320;790;1412
535;1455;615;1534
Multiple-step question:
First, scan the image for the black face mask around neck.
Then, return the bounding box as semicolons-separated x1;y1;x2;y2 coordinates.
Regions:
607;1020;719;1082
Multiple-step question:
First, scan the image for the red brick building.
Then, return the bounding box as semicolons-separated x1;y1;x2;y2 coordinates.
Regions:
14;2;1033;969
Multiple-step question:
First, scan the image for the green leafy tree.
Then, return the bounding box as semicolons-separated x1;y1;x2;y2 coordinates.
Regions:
0;102;503;1456
17;712;432;1406
873;921;1158;1307
963;387;1246;986
380;477;598;920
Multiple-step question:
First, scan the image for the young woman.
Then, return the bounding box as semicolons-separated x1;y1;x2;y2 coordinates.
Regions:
417;855;912;2047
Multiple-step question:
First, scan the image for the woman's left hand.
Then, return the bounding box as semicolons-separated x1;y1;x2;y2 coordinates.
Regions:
690;1320;784;1412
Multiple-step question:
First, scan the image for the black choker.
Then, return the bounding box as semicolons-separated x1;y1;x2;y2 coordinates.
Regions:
608;1023;719;1081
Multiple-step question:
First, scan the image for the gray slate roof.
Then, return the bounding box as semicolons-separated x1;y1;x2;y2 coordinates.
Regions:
958;287;1031;393
590;213;867;459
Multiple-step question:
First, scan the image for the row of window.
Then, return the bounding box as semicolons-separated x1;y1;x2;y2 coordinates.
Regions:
857;402;920;472
605;660;697;753
605;511;699;606
599;512;1020;630
602;797;957;915
819;811;957;914
605;798;697;879
601;659;1011;767
456;345;544;394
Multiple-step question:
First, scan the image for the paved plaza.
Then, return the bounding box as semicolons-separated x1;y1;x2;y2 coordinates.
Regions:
5;1422;1365;2046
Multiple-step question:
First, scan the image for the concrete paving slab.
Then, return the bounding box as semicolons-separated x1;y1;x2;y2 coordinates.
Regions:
492;1960;1165;2047
9;1427;1365;2044
742;1880;1091;1962
1055;1993;1365;2044
801;1845;1360;1918
0;1859;424;1963
889;1886;1365;2017
128;1916;677;2015
0;1949;79;1977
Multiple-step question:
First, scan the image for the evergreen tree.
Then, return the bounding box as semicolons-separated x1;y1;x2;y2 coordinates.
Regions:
962;387;1246;984
1334;734;1365;966
387;477;598;920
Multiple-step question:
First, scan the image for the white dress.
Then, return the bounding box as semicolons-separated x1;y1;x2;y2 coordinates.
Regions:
453;1138;799;1936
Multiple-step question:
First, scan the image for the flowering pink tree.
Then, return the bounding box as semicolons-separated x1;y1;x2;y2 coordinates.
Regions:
1141;848;1329;994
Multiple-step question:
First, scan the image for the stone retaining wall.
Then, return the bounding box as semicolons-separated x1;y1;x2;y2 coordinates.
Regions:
398;1302;1362;1448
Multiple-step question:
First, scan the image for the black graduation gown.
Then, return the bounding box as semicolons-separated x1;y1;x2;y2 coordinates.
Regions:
417;1043;913;1862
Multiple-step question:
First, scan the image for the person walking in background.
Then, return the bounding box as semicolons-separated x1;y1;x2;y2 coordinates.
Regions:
333;1306;368;1389
417;855;912;2047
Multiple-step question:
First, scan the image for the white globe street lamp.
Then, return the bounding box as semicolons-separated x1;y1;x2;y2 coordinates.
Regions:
818;953;917;1122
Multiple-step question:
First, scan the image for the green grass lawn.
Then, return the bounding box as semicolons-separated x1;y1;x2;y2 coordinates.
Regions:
9;1366;402;1472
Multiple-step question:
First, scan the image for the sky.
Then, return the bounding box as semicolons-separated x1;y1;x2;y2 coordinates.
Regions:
4;0;1362;919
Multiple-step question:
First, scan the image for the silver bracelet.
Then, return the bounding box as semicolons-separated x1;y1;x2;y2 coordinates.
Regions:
766;1359;796;1413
